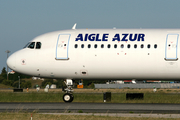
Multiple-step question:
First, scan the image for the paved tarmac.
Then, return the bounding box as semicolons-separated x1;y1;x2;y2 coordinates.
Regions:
0;102;180;113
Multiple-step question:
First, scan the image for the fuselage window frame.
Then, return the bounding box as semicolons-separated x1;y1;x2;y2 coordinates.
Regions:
24;42;30;48
107;44;111;48
121;44;124;48
81;44;84;48
134;44;137;49
28;42;35;49
101;44;104;48
114;44;117;48
141;44;144;49
74;44;78;48
88;44;91;49
36;42;42;49
94;44;97;49
154;44;157;49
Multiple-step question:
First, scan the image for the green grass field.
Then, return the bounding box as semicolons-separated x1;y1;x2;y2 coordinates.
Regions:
0;113;179;120
0;88;180;103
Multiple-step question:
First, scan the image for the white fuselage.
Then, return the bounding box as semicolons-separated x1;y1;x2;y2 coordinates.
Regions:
7;29;180;80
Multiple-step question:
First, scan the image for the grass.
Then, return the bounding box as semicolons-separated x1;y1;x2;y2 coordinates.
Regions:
3;88;180;93
0;113;179;120
0;92;63;102
0;88;180;103
0;90;180;103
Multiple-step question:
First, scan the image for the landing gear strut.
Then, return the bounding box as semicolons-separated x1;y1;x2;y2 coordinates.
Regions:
62;79;74;102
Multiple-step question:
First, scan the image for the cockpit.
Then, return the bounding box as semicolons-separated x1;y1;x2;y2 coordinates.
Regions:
24;42;42;49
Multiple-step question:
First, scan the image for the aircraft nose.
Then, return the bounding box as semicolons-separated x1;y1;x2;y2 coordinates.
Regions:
7;53;16;70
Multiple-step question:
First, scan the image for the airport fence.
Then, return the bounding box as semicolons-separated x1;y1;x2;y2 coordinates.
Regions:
94;83;180;89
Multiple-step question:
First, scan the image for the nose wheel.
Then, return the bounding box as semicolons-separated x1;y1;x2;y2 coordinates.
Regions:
63;93;74;102
62;79;74;102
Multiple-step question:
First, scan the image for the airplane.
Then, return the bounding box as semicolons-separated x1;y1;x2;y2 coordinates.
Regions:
7;23;180;102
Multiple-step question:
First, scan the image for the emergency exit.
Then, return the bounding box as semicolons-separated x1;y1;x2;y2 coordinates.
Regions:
165;34;179;61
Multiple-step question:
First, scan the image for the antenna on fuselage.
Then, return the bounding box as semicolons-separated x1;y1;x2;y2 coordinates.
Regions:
72;23;77;30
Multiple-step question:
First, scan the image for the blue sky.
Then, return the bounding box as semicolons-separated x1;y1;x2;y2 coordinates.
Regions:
1;0;180;72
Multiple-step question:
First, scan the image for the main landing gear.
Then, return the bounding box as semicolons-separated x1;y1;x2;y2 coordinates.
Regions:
62;79;74;102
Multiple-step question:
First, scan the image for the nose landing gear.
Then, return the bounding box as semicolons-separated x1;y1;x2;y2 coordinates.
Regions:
63;93;74;102
62;79;74;102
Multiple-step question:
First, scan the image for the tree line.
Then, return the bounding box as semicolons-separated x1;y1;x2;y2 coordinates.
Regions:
0;67;32;88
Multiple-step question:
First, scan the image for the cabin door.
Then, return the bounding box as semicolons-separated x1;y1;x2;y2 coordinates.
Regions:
165;34;179;61
56;34;71;60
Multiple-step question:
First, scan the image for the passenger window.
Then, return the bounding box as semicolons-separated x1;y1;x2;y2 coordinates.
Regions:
101;44;104;48
114;44;117;48
127;44;130;49
121;44;124;48
74;44;78;48
141;44;144;48
94;44;97;48
36;42;41;49
28;42;35;49
154;44;157;49
88;44;91;48
134;44;137;49
147;44;150;49
107;44;111;48
81;44;84;48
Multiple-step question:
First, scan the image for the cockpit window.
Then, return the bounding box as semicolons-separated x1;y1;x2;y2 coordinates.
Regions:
36;42;41;49
24;42;30;48
28;42;35;49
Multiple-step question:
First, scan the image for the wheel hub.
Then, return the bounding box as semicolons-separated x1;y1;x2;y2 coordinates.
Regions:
64;95;70;101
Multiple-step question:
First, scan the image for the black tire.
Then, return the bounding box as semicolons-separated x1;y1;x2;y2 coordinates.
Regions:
63;93;73;102
71;94;74;102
